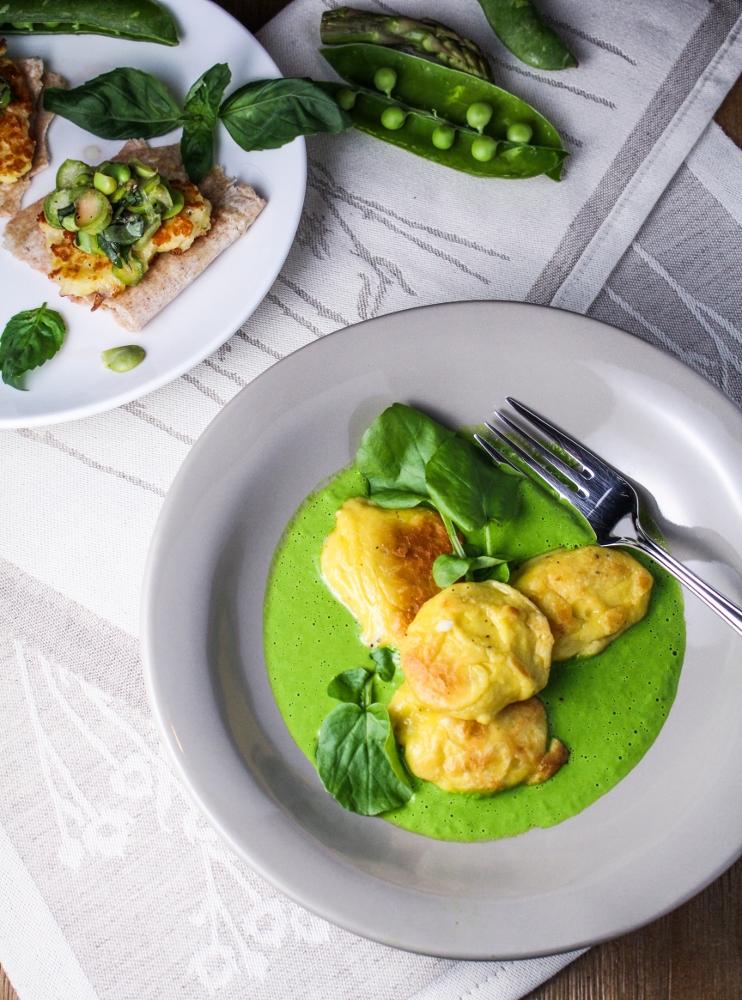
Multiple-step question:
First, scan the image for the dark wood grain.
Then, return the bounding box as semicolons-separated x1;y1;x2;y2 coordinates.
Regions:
1;6;740;1000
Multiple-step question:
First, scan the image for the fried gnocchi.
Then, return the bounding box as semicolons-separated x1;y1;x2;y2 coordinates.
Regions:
389;682;568;793
320;497;452;647
399;580;553;723
512;545;653;661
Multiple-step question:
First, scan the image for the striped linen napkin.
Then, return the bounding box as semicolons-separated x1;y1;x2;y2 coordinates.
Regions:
0;0;741;997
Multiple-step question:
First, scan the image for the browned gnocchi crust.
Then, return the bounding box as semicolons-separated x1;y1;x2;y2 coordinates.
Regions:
399;580;553;722
389;683;568;793
512;545;653;661
320;497;452;647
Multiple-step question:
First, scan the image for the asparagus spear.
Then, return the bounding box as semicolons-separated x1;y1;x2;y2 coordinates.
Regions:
320;7;493;82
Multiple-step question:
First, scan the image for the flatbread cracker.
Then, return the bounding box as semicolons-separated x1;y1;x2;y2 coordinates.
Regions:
0;57;65;217
3;140;266;331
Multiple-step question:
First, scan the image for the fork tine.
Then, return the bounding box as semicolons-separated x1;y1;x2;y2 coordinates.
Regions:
493;410;587;493
506;398;609;476
483;422;591;515
472;433;520;474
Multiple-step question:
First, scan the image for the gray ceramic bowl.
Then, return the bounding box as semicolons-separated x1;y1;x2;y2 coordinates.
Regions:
141;301;742;959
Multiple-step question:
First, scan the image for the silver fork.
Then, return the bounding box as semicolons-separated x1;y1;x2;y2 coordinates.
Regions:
474;397;742;638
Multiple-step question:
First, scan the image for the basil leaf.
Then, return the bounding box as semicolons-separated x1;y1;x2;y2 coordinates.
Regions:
97;233;123;268
327;667;372;706
43;68;185;140
0;77;10;111
181;63;231;184
0;303;66;390
426;437;521;532
316;702;412;815
357;403;454;495
184;62;231;125
102;218;145;245
367;489;429;509
370;647;398;682
432;553;507;588
180;118;214;186
219;77;352;152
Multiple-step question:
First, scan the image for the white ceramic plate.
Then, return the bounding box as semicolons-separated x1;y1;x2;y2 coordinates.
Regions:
0;0;305;427
141;302;742;959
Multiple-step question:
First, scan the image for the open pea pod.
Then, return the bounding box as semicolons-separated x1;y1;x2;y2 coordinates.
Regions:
321;44;566;180
0;0;179;45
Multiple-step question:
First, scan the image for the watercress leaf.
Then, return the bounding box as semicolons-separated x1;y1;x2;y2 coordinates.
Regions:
357;403;454;495
184;62;231;127
219;77;352;152
0;303;66;390
479;560;509;583
43;68;185;140
316;702;412;815
327;667;371;706
432;554;471;588
370;647;398;682
432;553;507;587
470;555;507;572
426;436;520;533
368;489;429;509
180;117;214;185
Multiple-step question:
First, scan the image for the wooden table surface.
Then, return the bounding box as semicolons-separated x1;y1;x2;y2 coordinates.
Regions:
2;3;741;998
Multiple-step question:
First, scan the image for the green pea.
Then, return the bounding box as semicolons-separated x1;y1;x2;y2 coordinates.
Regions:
507;122;533;144
381;106;406;130
336;88;357;110
471;136;497;162
101;345;146;373
93;171;117;196
466;102;493;133
374;67;397;97
431;125;455;150
99;161;132;185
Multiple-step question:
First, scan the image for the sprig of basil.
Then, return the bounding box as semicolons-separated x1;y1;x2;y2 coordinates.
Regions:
44;66;352;185
182;62;231;184
219;77;352;152
0;304;66;390
44;68;185;139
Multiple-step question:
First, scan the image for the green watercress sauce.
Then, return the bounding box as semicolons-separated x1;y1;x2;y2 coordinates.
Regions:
263;466;685;842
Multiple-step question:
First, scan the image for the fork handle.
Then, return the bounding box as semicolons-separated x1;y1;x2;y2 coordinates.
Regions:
608;527;742;638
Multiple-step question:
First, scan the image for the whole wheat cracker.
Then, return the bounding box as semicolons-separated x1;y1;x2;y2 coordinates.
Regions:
3;139;266;331
0;57;65;217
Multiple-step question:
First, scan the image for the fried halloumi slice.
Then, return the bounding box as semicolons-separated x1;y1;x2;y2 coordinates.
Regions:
0;42;35;186
399;580;553;723
389;682;568;793
512;545;653;661
320;497;452;647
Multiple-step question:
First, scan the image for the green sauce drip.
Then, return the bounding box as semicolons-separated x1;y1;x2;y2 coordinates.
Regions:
264;466;685;842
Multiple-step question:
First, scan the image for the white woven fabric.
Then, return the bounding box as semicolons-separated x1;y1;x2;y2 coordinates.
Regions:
1;0;741;996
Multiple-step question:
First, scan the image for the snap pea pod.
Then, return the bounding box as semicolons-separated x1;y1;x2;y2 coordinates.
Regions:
321;44;566;180
476;0;576;71
0;0;179;45
320;7;493;82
